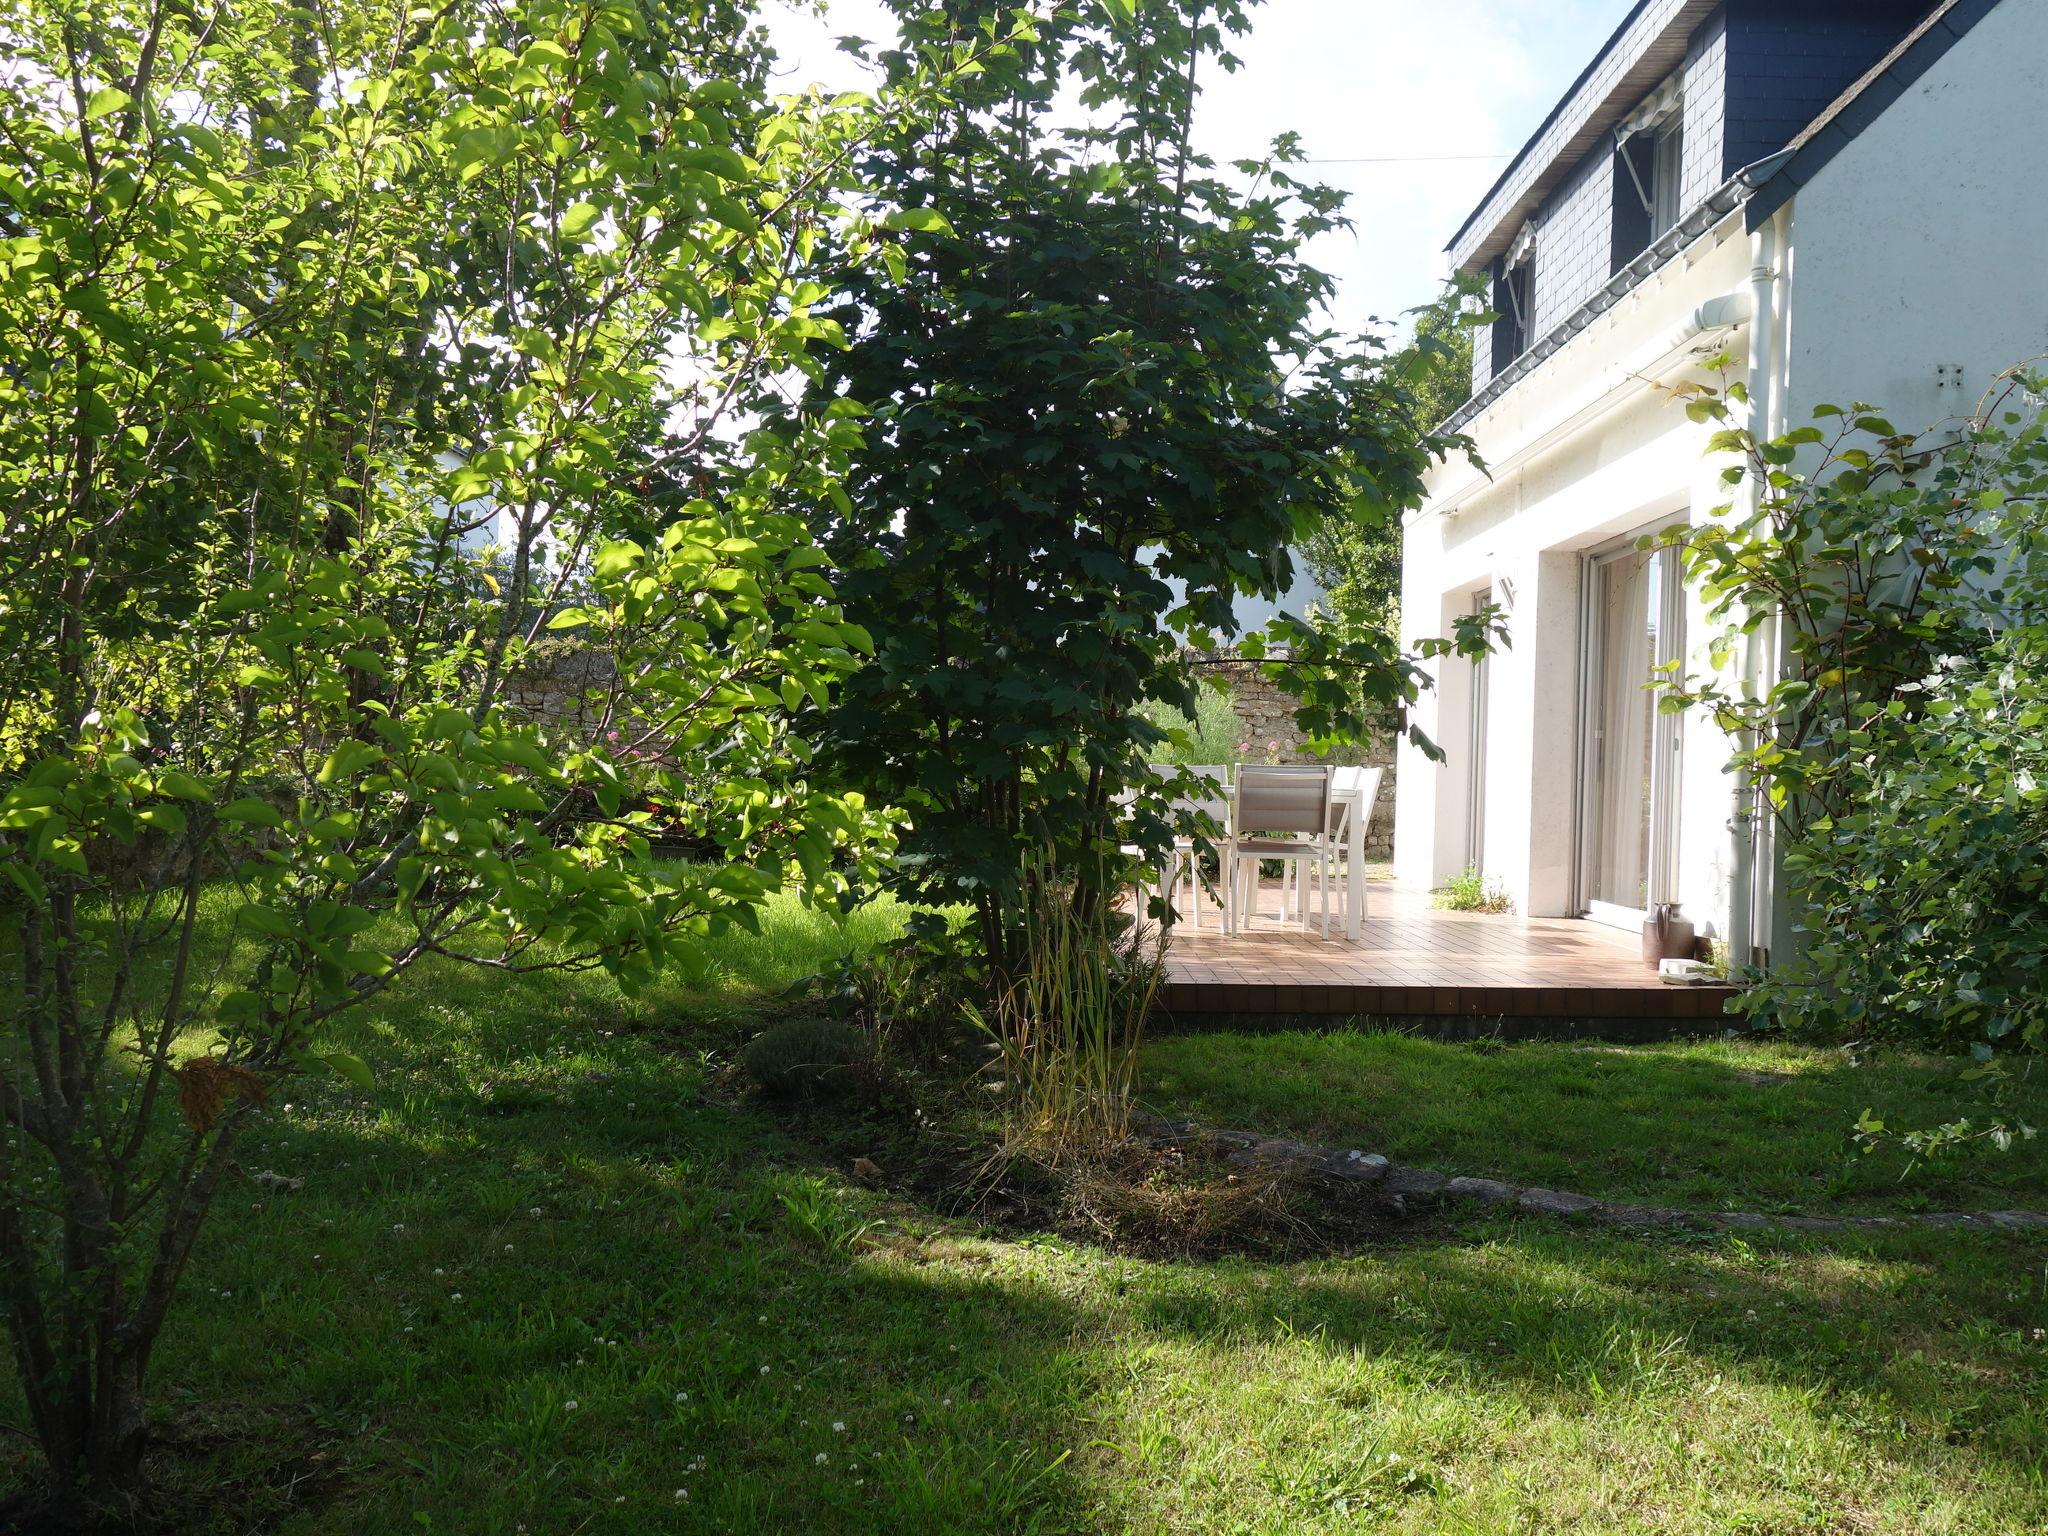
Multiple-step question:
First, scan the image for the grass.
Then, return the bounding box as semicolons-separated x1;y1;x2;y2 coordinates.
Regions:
670;885;913;1004
1143;1027;2048;1215
4;898;2047;1532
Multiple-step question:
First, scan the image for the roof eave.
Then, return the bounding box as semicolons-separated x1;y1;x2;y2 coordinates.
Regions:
1441;171;1760;435
1446;0;1723;275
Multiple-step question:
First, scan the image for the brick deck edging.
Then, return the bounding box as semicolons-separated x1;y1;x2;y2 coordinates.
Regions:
1136;1118;2048;1235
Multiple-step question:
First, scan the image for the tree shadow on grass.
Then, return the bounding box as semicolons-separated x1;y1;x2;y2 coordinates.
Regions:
19;1061;2046;1534
25;1045;1101;1534
17;952;2044;1534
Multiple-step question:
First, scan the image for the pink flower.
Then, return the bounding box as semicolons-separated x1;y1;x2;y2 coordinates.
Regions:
1266;739;1278;752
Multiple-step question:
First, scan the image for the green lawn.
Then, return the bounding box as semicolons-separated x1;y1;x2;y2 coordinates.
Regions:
1142;1027;2048;1216
5;899;2047;1532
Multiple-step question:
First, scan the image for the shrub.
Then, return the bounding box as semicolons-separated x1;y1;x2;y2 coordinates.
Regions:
741;1018;874;1101
0;0;974;1507
1764;636;2048;1052
1136;683;1243;767
1433;867;1512;914
1659;365;2048;1062
782;912;984;1061
803;0;1496;986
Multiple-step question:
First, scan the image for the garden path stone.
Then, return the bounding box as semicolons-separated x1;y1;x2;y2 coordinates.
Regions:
1517;1188;1603;1219
1133;1120;2048;1236
1445;1176;1518;1205
1382;1167;1447;1200
1318;1150;1391;1186
1595;1203;1698;1230
1203;1129;1259;1151
1707;1211;1772;1230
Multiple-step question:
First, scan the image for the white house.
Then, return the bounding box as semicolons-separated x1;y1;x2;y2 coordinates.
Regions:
1394;0;2048;966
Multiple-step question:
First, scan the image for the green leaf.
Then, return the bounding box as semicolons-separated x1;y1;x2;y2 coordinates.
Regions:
84;87;131;122
238;905;298;941
156;769;210;801
318;740;383;785
137;805;187;836
559;201;601;240
881;208;954;236
677;145;748;181
222;797;285;829
314;1051;375;1091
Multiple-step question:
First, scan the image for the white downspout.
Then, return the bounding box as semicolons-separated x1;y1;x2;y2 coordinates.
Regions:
1728;203;1792;969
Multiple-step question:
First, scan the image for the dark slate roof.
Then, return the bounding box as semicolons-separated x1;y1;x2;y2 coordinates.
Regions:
1449;0;2008;273
1440;161;1775;434
1742;0;2000;226
1447;0;1724;273
1440;0;2008;433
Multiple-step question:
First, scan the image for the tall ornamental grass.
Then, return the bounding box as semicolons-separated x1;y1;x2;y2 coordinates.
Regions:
970;850;1162;1161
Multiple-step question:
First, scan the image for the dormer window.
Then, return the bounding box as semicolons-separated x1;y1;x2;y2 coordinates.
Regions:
1611;74;1685;269
1491;223;1535;372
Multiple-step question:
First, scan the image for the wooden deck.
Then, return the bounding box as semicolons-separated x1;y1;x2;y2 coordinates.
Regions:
1154;878;1735;1034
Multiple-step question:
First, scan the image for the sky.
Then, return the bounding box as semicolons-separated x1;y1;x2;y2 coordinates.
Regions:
760;0;1635;332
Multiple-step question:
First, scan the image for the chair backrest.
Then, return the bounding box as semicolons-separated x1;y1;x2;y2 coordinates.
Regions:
1234;764;1330;838
1329;765;1386;839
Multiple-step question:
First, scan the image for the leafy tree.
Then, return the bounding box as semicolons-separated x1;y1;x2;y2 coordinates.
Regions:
803;0;1487;973
1302;289;1478;637
1654;367;2048;1078
0;0;999;1509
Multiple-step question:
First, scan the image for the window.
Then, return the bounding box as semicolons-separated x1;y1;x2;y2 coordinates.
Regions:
1610;74;1685;271
1650;116;1684;233
1581;537;1685;923
1490;231;1534;373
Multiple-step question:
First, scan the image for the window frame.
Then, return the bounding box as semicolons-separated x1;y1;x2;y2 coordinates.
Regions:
1610;71;1686;270
1649;115;1684;234
1490;252;1534;373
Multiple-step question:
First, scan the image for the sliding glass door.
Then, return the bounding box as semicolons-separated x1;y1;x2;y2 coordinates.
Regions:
1581;542;1682;925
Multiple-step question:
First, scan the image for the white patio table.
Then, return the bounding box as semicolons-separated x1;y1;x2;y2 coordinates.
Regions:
1329;766;1382;942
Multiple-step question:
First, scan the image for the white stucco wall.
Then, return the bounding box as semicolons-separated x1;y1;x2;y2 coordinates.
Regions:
1396;221;1753;929
1777;0;2048;435
1397;0;2048;948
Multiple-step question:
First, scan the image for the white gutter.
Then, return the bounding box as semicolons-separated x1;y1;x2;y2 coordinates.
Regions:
1436;285;1754;527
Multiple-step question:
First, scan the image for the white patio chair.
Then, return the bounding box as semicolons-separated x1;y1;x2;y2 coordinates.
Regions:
1160;763;1232;932
1328;765;1385;929
1121;765;1232;935
1225;764;1335;937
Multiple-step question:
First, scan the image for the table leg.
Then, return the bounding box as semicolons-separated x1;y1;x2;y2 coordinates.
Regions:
1346;791;1365;941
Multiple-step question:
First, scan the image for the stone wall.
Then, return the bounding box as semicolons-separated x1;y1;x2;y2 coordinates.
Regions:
500;636;617;737
1210;658;1399;860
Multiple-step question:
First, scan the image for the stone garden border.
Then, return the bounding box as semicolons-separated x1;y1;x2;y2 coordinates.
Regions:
1136;1118;2048;1235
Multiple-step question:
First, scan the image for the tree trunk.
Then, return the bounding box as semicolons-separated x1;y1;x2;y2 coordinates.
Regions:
7;1331;152;1524
88;1349;149;1513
